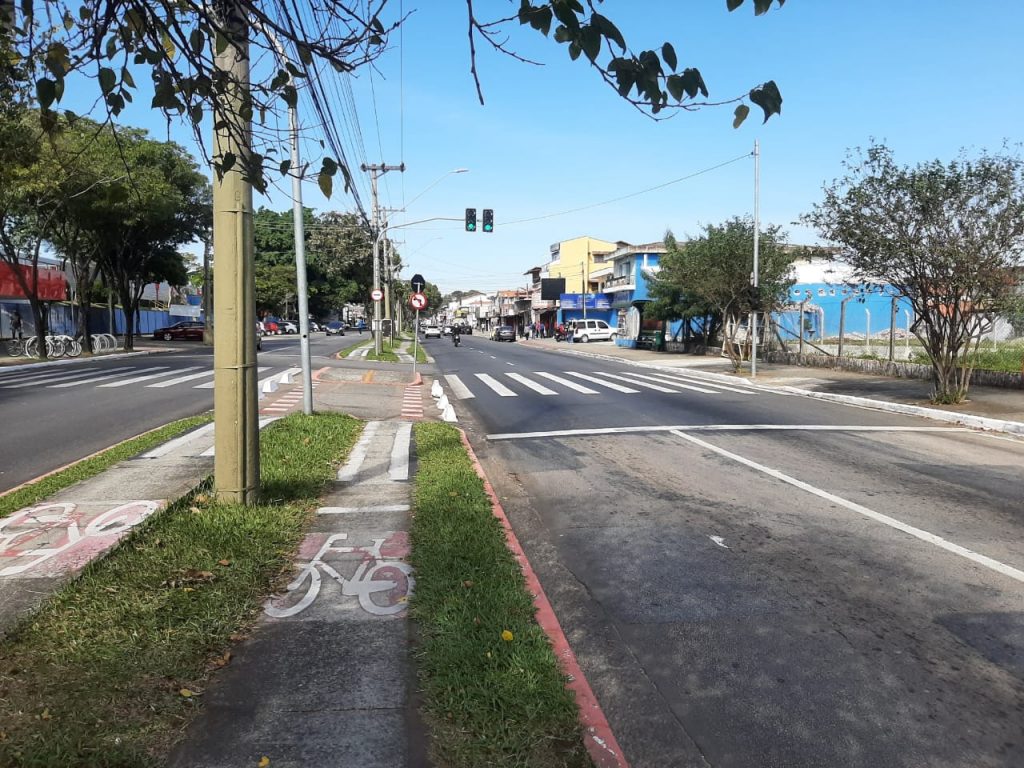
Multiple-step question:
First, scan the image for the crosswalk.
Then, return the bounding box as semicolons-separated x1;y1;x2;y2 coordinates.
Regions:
0;364;287;392
444;368;761;400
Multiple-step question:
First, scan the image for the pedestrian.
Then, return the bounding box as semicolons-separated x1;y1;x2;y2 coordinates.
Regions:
11;308;23;340
525;325;532;340
567;321;575;344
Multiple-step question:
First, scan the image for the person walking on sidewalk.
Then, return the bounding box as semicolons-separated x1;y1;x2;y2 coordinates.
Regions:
11;308;23;341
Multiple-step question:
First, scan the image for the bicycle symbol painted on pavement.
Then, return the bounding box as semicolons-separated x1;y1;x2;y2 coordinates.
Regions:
0;501;161;577
264;531;414;618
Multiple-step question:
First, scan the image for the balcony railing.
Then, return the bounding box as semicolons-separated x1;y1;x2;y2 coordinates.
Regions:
604;274;635;291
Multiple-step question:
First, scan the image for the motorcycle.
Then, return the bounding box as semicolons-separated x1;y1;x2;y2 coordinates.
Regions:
452;332;461;347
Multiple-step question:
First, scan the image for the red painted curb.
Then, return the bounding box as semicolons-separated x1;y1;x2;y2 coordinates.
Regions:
312;366;329;382
457;430;629;768
411;372;423;386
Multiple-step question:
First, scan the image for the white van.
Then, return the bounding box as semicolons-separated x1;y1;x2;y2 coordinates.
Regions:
572;319;615;342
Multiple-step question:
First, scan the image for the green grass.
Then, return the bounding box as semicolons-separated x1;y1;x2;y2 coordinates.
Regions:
0;413;214;519
0;412;362;767
911;343;1024;374
409;423;588;768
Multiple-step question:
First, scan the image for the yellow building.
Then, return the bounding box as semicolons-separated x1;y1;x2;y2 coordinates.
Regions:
546;235;618;296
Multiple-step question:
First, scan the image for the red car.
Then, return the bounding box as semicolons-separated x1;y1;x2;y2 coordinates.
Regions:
153;321;205;341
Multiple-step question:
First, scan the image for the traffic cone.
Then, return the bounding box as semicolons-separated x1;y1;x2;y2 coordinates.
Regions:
261;378;278;394
430;380;443;398
442;404;457;422
437;394;449;411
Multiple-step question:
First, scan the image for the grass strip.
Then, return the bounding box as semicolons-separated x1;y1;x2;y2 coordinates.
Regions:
0;412;361;767
410;423;588;768
0;413;214;519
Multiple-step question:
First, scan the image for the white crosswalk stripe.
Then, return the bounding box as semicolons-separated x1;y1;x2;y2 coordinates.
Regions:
505;372;558;395
97;367;179;387
444;374;475;399
2;368;120;388
563;371;641;393
148;369;215;388
584;371;679;393
475;373;517;397
534;372;600;394
48;368;147;388
639;371;755;394
606;370;720;394
194;367;272;389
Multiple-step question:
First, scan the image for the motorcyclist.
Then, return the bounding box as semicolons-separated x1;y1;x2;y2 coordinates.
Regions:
452;324;461;346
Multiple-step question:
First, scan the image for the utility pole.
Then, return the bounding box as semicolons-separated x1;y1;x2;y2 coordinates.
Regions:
202;234;213;345
212;0;259;503
751;139;761;379
361;163;404;355
583;241;590;321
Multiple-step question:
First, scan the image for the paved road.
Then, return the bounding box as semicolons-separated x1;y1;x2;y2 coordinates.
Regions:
0;333;364;493
427;334;1024;767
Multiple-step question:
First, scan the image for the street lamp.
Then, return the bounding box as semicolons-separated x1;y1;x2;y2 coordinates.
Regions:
403;168;469;211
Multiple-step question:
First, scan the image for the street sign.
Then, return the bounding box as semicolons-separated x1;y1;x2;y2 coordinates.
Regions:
410;292;428;310
410;273;426;292
370;288;384;301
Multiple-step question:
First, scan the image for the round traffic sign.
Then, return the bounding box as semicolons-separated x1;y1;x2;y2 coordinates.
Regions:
370;288;384;301
410;292;428;310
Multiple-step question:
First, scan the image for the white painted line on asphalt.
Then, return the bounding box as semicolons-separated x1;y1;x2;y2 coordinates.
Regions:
99;368;195;391
390;422;412;481
585;371;677;393
0;367;105;385
534;372;599;394
140;422;216;458
671;430;1024;586
318;504;411;515
489;355;497;359
641;371;755;395
611;371;720;394
194;366;273;389
444;374;475;399
710;536;730;549
564;371;641;393
49;368;152;388
198;417;281;457
148;369;215;387
337;420;381;481
506;361;515;366
475;373;517;397
4;368;127;388
486;424;973;441
505;372;558;395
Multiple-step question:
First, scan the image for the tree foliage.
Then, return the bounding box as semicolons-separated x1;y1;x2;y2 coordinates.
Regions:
649;218;794;369
803;142;1024;403
2;0;784;197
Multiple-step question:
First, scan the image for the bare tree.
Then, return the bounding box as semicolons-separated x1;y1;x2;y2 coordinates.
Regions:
804;143;1024;403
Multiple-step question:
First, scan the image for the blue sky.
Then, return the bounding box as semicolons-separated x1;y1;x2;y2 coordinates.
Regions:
62;1;1024;295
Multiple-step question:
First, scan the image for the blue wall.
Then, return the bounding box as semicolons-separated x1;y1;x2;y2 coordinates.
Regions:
778;283;913;338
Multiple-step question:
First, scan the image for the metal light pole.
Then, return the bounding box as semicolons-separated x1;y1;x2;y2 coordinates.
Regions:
751;139;760;378
263;24;313;414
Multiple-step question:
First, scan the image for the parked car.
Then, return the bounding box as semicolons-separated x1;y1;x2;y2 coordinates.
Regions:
325;320;346;336
263;320;280;335
423;325;441;339
494;325;516;342
458;324;473;335
572;319;616;342
153;321;205;341
308;321;321;333
281;320;298;334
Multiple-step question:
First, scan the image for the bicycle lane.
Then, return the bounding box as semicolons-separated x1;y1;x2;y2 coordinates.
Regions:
170;419;424;768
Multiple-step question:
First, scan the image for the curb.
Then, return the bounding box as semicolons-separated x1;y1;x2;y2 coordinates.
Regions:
0;347;173;372
457;430;629;768
531;344;1024;438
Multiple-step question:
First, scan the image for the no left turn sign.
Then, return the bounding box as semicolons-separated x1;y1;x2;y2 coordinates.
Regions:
410;292;428;310
370;288;384;301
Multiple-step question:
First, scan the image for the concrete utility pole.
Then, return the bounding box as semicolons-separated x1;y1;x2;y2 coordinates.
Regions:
361;163;405;355
212;0;260;503
751;139;761;378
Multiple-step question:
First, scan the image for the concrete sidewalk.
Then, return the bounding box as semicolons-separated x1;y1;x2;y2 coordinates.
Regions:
520;337;1024;433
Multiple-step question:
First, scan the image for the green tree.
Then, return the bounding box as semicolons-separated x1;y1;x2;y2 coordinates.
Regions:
652;218;795;370
803;142;1024;403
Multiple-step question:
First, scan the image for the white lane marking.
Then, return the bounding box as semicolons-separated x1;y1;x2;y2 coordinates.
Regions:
337;421;381;481
586;371;677;393
475;373;517;397
710;536;730;549
390;422;413;481
444;374;475;399
489;355;497;359
194;366;273;389
506;361;515;366
148;369;215;388
5;369;130;388
48;368;149;388
564;371;640;393
505;372;558;395
140;422;216;458
486;424;973;441
199;417;280;456
654;372;758;394
318;504;411;515
534;371;599;394
98;366;190;387
671;430;1024;586
611;371;720;394
0;367;107;385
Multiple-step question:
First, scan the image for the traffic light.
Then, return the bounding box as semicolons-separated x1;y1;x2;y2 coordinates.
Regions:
465;208;477;232
482;208;494;233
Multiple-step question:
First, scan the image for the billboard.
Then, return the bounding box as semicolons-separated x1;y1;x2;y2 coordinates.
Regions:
559;293;612;310
540;278;565;301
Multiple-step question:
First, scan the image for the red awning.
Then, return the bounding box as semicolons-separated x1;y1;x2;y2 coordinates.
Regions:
0;263;68;300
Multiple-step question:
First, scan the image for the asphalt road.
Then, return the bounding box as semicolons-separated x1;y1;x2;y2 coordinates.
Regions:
426;333;1024;768
0;332;365;493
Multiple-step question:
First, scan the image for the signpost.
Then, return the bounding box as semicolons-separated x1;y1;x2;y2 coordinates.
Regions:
409;280;428;376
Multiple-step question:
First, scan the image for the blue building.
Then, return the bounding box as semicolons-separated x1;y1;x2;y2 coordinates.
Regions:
602;241;678;348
